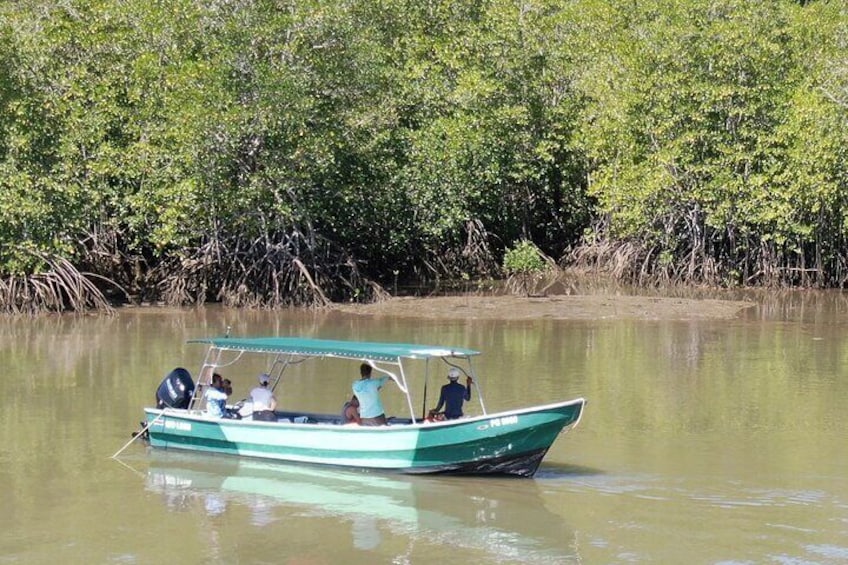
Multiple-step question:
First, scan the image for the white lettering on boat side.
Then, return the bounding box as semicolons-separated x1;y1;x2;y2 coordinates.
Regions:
164;420;192;432
476;415;519;431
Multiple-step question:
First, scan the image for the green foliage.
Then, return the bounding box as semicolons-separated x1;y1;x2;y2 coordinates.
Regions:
571;0;848;285
2;0;848;309
503;239;547;296
504;239;546;275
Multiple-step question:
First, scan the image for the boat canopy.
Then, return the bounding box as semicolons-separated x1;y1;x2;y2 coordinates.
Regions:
188;337;480;362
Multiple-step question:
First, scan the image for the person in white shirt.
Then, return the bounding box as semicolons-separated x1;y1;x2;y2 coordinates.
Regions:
250;373;278;421
204;373;229;418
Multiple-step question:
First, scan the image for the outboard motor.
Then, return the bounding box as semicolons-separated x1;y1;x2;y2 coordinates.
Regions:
155;368;195;409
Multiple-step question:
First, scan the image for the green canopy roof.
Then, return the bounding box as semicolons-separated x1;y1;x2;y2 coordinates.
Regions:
188;337;480;362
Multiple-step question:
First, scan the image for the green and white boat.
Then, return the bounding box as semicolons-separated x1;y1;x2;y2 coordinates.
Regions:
142;336;586;477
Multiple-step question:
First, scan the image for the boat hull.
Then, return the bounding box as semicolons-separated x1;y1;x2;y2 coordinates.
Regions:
144;398;585;477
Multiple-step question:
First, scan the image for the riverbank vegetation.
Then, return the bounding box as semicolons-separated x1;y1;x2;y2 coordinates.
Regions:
1;0;847;313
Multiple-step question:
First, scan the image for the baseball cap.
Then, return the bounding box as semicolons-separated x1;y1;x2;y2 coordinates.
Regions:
258;373;270;385
448;368;461;380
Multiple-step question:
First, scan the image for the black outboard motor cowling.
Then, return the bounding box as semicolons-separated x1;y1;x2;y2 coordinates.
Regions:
155;368;195;409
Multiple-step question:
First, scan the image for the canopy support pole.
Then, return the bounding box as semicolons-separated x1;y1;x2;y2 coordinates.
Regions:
470;363;487;415
421;358;430;420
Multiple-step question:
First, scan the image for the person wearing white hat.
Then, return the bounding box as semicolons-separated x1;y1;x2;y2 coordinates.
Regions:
429;367;473;420
250;373;278;421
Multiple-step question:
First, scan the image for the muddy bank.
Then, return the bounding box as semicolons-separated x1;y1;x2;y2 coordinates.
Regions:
333;294;755;321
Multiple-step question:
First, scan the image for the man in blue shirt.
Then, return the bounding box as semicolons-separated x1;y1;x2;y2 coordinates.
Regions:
352;363;390;425
430;368;473;420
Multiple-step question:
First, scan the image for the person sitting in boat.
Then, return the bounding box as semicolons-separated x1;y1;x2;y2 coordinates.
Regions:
250;373;278;421
220;378;242;419
204;373;229;418
352;363;390;426
429;368;473;420
342;394;361;424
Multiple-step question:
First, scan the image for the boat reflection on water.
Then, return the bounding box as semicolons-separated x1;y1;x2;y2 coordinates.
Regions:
146;452;578;562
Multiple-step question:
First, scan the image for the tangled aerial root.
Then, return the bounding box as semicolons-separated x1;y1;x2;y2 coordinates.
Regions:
0;251;119;315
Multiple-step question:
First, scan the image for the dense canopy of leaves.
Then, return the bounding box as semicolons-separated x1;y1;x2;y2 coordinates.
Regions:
0;0;846;311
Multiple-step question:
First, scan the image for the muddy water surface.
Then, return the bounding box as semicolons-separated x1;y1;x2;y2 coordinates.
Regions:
1;291;847;563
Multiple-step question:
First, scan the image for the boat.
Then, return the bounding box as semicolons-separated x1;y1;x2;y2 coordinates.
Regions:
139;336;586;477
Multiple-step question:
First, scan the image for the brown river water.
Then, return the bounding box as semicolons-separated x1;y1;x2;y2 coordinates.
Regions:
1;291;847;564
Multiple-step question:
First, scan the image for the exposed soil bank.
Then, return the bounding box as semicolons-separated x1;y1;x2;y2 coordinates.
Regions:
333;294;755;321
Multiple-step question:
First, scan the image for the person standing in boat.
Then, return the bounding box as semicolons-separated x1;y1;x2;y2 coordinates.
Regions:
429;368;473;420
352;363;389;426
251;373;278;421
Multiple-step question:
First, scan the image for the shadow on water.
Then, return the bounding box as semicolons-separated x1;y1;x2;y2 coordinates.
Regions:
534;462;606;480
136;451;580;562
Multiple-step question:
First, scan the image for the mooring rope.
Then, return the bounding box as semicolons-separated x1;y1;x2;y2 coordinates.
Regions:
110;409;168;459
